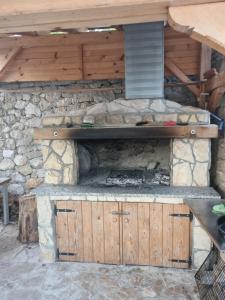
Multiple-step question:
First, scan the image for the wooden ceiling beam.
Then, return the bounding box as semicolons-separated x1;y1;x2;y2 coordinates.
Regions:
0;0;222;34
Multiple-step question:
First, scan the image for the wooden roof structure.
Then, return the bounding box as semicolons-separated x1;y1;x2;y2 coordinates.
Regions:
0;0;225;112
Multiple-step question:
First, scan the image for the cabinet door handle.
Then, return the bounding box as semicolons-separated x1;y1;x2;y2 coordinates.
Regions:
111;211;130;216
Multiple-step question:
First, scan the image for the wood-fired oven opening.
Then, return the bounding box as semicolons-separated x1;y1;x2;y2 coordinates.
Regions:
77;139;171;187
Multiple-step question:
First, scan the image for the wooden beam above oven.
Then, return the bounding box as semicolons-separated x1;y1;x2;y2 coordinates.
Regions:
34;125;218;140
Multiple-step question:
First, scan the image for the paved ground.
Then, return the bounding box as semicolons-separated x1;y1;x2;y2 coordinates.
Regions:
0;224;199;300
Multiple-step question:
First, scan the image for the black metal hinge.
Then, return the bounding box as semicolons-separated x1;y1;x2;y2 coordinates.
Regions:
56;249;77;259
169;256;192;267
54;205;75;216
169;212;193;222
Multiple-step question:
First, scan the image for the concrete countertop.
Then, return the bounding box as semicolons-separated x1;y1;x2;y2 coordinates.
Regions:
35;185;220;200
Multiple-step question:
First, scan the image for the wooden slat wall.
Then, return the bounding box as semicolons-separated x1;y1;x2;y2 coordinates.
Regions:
55;201;191;268
0;28;200;82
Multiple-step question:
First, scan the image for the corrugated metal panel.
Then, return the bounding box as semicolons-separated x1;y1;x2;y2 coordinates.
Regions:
124;22;164;99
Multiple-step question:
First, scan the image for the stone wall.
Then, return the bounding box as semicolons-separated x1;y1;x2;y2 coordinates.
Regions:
0;80;123;195
0;79;206;195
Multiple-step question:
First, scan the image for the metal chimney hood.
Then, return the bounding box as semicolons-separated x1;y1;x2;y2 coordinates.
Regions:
124;22;164;99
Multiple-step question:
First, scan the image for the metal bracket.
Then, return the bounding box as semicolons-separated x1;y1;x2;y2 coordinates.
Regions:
169;256;192;267
111;211;130;216
169;212;193;221
54;205;75;216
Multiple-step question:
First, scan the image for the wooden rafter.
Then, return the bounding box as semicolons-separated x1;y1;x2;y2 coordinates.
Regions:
165;58;200;97
0;47;22;78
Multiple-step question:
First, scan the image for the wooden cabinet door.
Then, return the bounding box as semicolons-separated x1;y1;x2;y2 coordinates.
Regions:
56;201;83;262
121;202;191;268
55;201;120;264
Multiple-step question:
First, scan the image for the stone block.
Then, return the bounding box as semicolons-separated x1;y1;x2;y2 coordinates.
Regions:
62;143;74;164
154;113;177;123
14;155;27;166
193;250;209;269
36;197;53;226
193;140;210;162
63;165;75;185
95;114;106;124
196;113;210;123
8;183;24;195
51;140;66;156
26;177;42;189
124;114;142;124
172;140;194;163
193;163;209;186
0;158;15;170
44;153;62;171
45;170;62;184
42;116;64;127
3;150;15;159
106;114;124;124
150;99;167;112
17;164;33;176
30;157;43;168
193;226;211;251
25;103;41;117
178;114;190;123
172;162;192;186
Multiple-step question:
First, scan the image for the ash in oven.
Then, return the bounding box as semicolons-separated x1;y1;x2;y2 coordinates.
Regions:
106;169;144;186
145;169;170;186
105;169;170;187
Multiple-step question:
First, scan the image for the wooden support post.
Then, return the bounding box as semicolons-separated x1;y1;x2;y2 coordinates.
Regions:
207;58;225;112
165;58;200;97
200;44;212;81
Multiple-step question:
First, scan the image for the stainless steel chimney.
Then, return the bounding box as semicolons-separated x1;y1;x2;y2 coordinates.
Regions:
124;22;164;99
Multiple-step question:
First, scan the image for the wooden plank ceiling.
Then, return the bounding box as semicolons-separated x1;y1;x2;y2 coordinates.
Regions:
169;2;225;56
0;0;222;34
0;28;201;82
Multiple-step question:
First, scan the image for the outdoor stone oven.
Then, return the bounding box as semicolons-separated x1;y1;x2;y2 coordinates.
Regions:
41;99;211;187
35;98;220;269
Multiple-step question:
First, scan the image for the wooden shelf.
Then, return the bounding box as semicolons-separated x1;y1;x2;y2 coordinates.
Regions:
34;125;218;140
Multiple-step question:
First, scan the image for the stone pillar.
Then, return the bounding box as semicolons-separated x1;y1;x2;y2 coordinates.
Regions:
36;196;56;262
171;138;212;268
42;140;79;185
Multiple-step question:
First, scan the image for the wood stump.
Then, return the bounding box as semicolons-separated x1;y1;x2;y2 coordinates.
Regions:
18;194;39;243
